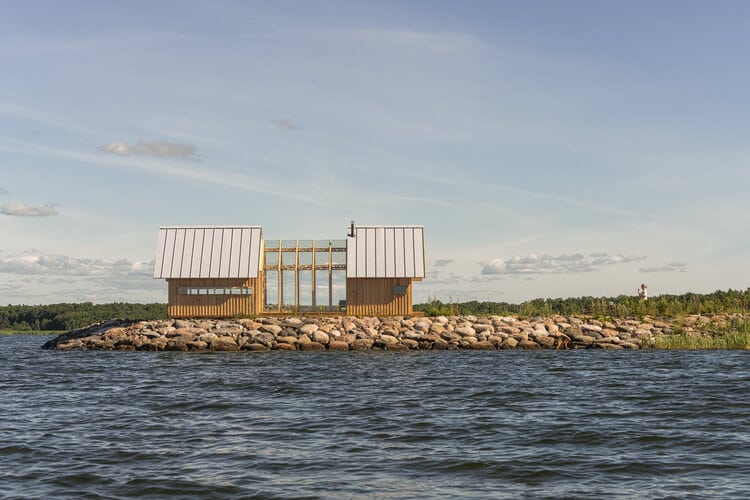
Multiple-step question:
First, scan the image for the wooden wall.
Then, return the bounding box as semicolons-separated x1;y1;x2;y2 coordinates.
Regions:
346;277;412;316
167;277;263;318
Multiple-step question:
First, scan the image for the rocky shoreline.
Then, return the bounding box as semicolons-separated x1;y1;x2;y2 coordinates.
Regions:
42;313;748;351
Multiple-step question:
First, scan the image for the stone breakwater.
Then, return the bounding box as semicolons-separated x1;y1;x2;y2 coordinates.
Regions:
42;313;747;351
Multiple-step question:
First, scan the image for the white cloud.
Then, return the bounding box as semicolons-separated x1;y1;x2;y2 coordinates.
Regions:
100;140;197;159
1;203;58;217
0;253;153;277
482;258;508;275
590;253;647;266
481;253;646;275
274;118;299;131
434;258;455;267
639;262;687;273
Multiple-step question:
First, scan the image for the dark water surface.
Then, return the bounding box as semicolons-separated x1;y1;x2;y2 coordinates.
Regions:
1;335;748;499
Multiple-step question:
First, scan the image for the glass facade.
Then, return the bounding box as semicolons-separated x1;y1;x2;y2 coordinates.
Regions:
263;239;347;312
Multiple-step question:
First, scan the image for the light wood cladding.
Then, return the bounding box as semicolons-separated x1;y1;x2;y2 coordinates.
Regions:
346;277;413;316
167;277;262;318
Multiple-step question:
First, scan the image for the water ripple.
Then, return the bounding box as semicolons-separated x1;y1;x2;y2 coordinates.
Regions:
0;336;748;498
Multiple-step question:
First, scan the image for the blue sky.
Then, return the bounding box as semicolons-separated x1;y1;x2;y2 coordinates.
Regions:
1;0;748;305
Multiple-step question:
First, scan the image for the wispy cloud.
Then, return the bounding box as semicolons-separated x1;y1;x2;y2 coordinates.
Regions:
481;253;646;275
1;203;58;217
434;259;455;267
350;28;485;54
100;140;197;159
0;253;153;276
0;187;9;195
639;262;687;273
7;140;324;206
274;118;299;131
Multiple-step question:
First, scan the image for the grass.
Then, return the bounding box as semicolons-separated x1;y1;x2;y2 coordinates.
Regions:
645;319;750;349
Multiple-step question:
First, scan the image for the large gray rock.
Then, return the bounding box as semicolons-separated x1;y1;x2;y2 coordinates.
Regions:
379;334;399;345
299;342;325;351
351;339;374;350
329;340;349;351
300;323;319;335
312;331;330;345
212;337;239;351
454;326;477;338
260;324;283;335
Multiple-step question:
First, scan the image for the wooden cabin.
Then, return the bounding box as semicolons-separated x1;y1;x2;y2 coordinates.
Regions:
153;226;264;318
154;224;425;317
345;225;425;316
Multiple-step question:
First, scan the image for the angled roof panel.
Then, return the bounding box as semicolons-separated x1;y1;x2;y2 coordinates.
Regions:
179;228;195;278
384;228;396;277
173;228;187;278
208;229;223;278
404;228;415;277
198;229;212;278
161;229;177;278
154;226;262;279
189;228;204;277
228;228;242;278
153;228;167;279
346;225;425;278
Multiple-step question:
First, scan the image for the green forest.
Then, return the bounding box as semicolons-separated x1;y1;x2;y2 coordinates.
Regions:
414;289;750;318
0;303;167;331
1;289;748;331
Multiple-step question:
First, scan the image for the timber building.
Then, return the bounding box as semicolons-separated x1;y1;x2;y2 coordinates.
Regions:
153;224;425;317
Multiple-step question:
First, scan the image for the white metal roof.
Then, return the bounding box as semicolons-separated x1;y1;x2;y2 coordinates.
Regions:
153;226;263;279
346;225;425;278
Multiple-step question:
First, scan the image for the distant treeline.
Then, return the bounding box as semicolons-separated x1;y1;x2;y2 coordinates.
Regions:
0;303;168;331
414;289;750;318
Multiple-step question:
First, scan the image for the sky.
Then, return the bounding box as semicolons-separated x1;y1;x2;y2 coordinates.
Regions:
1;0;749;305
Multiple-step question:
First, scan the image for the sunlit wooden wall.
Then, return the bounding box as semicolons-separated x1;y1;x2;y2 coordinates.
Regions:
345;277;413;316
167;277;263;318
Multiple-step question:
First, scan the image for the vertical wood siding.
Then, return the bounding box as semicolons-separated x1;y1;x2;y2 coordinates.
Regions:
167;277;262;318
345;277;412;316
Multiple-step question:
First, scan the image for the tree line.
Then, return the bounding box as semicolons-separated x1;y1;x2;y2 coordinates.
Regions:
0;303;167;331
414;289;750;318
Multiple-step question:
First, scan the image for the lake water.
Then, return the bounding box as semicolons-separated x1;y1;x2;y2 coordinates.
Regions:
1;335;749;499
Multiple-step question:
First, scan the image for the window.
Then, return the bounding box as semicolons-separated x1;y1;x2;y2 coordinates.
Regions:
178;287;252;295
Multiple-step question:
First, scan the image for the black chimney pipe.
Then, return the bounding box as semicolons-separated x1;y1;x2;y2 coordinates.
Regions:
348;221;355;238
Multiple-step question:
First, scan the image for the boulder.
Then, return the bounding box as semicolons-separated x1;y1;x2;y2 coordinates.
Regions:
351;339;374;350
212;337;239;351
187;340;208;350
312;331;330;345
328;341;350;351
470;340;495;350
517;339;540;349
401;338;419;349
300;323;319;335
379;334;399;345
455;326;477;338
299;342;325;351
242;343;269;351
502;337;518;349
260;324;283;335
